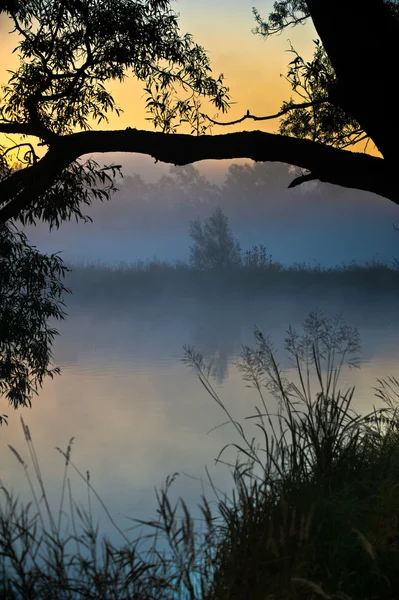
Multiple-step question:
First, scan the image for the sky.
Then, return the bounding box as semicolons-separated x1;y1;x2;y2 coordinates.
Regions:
1;2;398;266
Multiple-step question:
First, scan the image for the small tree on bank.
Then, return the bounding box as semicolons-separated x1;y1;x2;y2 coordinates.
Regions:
189;208;242;270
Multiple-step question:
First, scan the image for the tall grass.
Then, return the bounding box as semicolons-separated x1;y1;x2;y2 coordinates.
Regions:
184;310;399;599
3;311;399;598
1;419;218;599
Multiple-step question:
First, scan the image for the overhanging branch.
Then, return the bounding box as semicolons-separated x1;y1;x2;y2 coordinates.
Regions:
0;128;396;224
72;128;395;201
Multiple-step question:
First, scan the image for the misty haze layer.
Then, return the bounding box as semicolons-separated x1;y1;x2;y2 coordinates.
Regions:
24;160;399;267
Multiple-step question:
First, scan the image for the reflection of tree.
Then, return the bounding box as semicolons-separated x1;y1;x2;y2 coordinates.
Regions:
191;303;245;384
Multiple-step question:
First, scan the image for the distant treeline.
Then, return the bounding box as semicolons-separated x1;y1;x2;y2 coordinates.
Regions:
65;258;399;306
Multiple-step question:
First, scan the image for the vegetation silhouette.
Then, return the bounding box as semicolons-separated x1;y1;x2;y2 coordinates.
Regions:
66;256;399;307
1;3;399;594
189;209;242;271
0;224;69;415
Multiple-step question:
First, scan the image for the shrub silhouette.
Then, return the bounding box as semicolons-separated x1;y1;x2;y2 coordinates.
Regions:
189;208;242;270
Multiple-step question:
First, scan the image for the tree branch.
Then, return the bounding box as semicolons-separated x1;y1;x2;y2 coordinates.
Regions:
288;172;317;188
0;121;47;138
1;142;38;165
0;128;396;224
0;119;57;144
206;99;327;127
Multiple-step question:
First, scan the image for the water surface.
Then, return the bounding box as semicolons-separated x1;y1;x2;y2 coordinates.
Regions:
1;291;399;544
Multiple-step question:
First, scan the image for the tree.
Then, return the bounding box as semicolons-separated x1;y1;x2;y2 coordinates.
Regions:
1;0;398;410
189;208;242;270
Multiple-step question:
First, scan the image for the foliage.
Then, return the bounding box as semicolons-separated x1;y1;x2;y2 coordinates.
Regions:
0;0;229;137
1;418;218;599
0;224;68;414
252;0;309;38
18;161;122;229
279;41;365;148
252;1;399;40
242;244;272;268
252;1;399;151
64;257;399;310
189;208;242;270
184;311;399;599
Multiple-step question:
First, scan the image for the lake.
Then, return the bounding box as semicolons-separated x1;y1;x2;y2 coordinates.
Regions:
1;288;399;546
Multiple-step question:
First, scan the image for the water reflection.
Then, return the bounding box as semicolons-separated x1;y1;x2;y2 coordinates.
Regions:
1;291;399;544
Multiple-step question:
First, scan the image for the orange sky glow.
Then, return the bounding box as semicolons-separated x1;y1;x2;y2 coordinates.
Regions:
0;2;315;131
0;1;376;180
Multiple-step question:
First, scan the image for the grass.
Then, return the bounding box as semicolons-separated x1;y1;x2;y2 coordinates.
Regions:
2;310;399;598
64;258;399;306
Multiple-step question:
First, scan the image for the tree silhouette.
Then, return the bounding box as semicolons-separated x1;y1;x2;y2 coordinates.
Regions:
189;208;242;270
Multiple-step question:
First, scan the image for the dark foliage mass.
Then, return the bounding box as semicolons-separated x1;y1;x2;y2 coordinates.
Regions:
0;224;68;416
2;4;399;597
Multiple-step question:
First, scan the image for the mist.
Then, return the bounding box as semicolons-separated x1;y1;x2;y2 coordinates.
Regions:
24;159;399;267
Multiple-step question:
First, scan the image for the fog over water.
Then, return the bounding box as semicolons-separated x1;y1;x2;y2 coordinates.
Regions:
2;160;399;546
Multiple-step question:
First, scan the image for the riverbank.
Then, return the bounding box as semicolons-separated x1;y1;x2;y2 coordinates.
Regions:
65;258;399;306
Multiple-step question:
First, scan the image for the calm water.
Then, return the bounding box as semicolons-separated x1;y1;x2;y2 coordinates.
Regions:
1;290;399;544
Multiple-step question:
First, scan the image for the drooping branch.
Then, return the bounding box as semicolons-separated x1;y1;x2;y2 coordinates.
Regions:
0;143;76;222
1;142;38;165
288;172;317;188
0;128;396;225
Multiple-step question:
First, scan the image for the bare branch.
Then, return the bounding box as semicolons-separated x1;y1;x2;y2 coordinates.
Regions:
1;142;38;165
288;172;317;188
207;99;327;127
